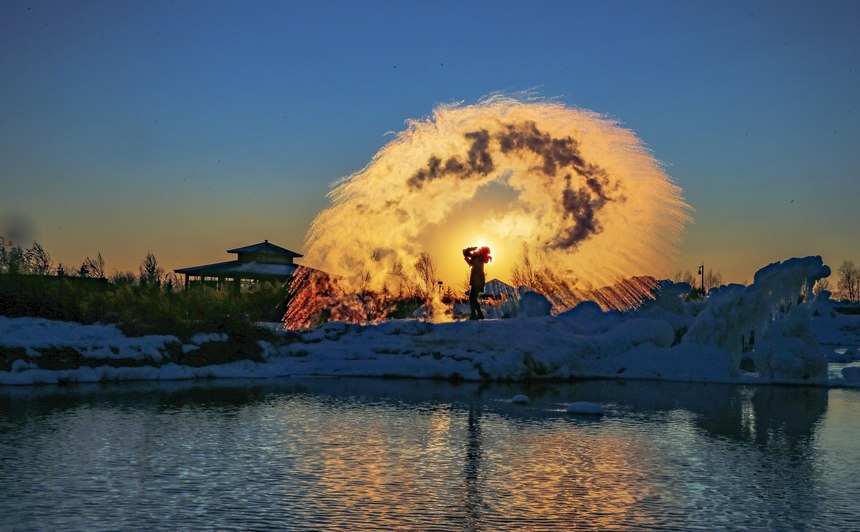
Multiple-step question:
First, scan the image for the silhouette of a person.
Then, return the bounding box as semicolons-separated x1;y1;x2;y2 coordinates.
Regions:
463;246;491;320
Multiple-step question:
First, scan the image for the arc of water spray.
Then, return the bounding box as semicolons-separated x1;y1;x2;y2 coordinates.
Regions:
300;95;691;309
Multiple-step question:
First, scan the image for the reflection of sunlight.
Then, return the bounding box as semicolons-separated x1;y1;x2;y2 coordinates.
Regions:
289;399;672;529
480;418;662;528
283;401;466;529
740;388;757;440
262;385;836;529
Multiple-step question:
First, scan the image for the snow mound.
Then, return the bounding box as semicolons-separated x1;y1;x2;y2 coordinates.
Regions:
842;367;860;383
0;316;178;361
1;256;853;387
517;291;553;317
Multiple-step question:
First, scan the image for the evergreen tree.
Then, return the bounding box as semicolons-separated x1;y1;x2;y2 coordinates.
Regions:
139;252;164;287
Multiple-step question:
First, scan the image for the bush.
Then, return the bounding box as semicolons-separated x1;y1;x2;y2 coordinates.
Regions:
0;273;284;342
0;274;109;322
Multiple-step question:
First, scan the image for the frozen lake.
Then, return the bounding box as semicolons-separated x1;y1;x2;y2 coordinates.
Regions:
1;378;858;530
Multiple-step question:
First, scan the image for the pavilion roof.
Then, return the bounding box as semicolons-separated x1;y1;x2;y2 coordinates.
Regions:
227;240;302;258
175;260;297;279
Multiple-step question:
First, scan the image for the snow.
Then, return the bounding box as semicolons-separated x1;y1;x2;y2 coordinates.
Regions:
190;332;229;345
2;255;859;388
515;291;553;317
843;366;860;383
0;316;178;361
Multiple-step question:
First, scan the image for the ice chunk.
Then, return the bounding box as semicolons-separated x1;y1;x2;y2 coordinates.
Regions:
517;291;552;317
842;366;860;382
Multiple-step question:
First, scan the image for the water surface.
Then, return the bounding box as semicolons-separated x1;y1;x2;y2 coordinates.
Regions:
1;378;858;530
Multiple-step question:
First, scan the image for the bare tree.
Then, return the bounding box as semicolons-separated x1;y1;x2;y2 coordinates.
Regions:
414;251;438;300
25;241;53;275
511;243;539;288
81;253;106;279
511;243;580;310
139;251;164;287
813;278;831;296
673;270;696;287
704;269;723;292
356;270;372;293
838;260;860;302
391;260;417;298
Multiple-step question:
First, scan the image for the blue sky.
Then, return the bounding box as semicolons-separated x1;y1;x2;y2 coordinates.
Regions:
1;0;858;283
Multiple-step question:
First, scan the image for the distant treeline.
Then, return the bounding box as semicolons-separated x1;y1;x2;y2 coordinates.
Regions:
0;237;176;288
0;238;288;341
0;272;285;343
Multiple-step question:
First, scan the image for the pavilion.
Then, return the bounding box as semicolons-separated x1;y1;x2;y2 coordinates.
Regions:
174;240;302;291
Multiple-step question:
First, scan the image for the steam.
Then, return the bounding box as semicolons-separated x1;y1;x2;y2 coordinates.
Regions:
301;95;691;295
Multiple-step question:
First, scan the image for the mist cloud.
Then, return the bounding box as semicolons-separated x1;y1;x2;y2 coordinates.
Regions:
302;96;690;296
408;120;623;249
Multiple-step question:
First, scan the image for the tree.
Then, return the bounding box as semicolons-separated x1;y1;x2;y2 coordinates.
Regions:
673;270;696;287
813;278;831;296
838;260;860;302
80;253;106;279
24;241;53;274
510;242;580;311
0;237;24;274
163;272;182;293
678;267;722;293
4;244;25;274
139;252;164;287
414;251;438;300
110;270;137;286
704;269;723;293
391;260;417;298
511;243;540;288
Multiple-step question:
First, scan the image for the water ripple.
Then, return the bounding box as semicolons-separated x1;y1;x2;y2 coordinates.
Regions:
0;379;857;530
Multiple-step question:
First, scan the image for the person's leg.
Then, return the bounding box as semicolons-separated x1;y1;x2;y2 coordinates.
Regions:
473;284;484;319
469;289;479;319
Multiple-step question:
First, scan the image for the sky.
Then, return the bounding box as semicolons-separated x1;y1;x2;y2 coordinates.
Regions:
1;0;858;286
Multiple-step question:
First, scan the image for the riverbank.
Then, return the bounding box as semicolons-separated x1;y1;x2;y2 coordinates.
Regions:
2;257;858;387
2;303;858;387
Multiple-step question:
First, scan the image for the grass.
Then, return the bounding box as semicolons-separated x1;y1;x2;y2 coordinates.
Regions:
0;273;283;343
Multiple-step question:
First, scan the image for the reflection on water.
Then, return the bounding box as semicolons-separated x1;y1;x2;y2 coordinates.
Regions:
0;378;857;530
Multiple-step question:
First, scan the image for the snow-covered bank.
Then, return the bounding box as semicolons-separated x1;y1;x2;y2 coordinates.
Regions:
2;256;859;387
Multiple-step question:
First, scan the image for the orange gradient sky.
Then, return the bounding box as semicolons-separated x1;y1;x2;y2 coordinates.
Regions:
2;1;858;287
